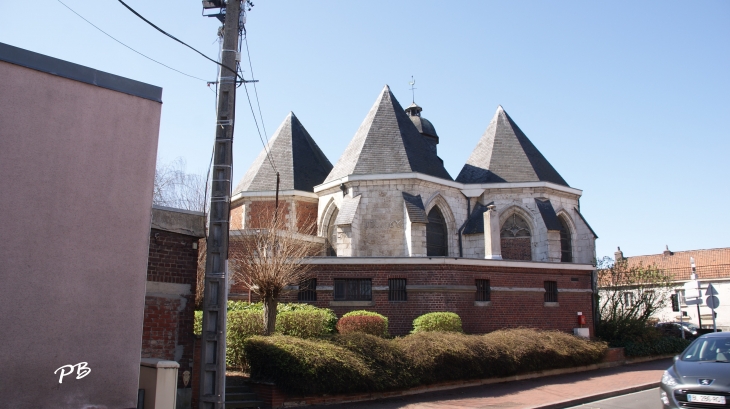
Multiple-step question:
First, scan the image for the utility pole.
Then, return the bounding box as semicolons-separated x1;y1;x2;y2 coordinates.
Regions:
200;0;241;408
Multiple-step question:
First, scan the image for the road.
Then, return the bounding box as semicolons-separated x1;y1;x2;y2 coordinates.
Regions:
568;388;662;409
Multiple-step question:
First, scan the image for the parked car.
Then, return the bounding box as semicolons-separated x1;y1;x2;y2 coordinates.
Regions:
656;322;700;340
659;332;730;408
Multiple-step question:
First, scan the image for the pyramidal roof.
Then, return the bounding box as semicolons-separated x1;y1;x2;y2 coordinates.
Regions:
324;85;452;183
234;112;333;193
455;106;568;186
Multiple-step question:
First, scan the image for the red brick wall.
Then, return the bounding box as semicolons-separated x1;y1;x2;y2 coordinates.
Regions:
232;263;594;336
230;205;243;229
296;201;318;235
143;228;199;391
501;238;532;261
247;201;290;228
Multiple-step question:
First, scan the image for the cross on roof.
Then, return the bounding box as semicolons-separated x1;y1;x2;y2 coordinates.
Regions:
409;76;417;103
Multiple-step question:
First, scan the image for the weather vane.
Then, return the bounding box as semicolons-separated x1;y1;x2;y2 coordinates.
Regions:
409;76;417;103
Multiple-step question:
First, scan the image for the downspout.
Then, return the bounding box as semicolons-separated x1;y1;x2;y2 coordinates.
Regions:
457;192;471;258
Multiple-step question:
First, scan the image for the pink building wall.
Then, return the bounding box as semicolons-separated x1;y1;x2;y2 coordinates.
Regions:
0;43;161;408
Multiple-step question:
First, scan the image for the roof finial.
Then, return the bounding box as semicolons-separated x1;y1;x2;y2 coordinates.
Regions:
409;76;416;103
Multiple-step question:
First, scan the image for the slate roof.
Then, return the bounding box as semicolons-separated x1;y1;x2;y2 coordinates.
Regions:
234;112;333;193
334;195;361;226
624;248;730;281
402;192;428;223
456;106;568;186
324;86;452;183
534;199;562;231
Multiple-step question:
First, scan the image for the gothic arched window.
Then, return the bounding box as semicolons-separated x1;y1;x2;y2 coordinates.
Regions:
500;214;532;261
326;208;339;257
426;207;448;256
559;216;573;262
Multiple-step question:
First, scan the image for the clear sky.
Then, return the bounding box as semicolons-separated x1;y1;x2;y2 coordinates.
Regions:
2;1;728;260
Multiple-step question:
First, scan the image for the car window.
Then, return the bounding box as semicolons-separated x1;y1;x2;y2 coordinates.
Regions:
682;337;730;362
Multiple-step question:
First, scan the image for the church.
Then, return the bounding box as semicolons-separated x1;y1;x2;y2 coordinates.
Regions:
229;85;598;336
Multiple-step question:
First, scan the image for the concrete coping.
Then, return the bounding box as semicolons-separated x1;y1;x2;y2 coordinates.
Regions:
140;358;180;369
151;206;206;238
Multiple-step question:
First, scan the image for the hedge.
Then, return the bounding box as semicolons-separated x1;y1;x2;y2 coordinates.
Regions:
276;308;337;339
336;315;389;337
342;310;389;330
412;312;463;333
244;329;608;396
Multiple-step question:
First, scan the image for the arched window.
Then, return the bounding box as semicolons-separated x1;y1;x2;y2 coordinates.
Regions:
326;208;339;256
500;214;532;261
426;207;448;256
558;216;572;262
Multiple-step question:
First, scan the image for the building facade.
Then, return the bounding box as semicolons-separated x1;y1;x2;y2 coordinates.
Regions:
229;85;597;335
616;246;730;332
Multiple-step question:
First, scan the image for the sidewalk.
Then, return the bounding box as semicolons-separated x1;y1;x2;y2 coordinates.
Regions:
306;358;672;409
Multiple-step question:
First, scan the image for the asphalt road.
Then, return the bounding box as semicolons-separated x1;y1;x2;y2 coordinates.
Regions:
567;388;662;409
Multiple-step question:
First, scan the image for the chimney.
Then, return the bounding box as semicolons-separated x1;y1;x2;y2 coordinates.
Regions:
663;245;672;256
614;247;624;262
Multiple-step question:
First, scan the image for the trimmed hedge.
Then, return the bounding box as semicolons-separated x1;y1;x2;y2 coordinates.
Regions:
613;336;691;357
342;310;389;329
227;310;265;369
412;312;463;333
244;329;608;396
336;315;389;337
276;307;337;339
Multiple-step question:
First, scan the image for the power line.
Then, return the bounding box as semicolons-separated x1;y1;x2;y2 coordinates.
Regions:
116;0;243;82
244;35;270;148
56;0;208;81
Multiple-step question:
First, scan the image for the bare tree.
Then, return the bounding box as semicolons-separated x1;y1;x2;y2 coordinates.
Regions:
228;205;323;335
597;256;673;340
153;157;207;212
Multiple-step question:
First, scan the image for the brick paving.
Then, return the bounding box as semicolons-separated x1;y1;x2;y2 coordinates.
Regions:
307;358;671;409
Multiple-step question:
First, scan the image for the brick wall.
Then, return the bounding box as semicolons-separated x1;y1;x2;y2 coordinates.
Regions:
143;228;199;392
230;205;243;230
296;200;318;235
501;238;532;261
247;201;290;228
230;262;594;336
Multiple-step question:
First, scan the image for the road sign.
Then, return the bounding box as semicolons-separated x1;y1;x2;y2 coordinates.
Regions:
684;281;703;305
706;296;720;310
705;283;719;296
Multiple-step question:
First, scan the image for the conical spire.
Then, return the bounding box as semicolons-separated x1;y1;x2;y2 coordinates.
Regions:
456;106;568;186
234;112;333;193
324;85;451;183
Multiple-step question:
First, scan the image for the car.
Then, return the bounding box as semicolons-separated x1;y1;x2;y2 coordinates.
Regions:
660;332;730;408
657;322;700;341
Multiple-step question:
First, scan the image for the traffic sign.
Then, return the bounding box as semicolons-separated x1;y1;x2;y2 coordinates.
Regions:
706;296;720;310
684;281;703;305
705;283;719;296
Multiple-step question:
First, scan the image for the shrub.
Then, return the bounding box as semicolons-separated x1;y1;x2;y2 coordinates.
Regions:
331;332;417;390
276;307;337;338
245;335;374;395
193;310;202;335
614;335;691;357
342;310;389;329
337;315;389;337
412;312;463;333
245;328;608;395
227;309;265;370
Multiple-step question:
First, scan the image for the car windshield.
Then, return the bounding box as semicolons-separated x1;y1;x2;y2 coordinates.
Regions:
681;336;730;362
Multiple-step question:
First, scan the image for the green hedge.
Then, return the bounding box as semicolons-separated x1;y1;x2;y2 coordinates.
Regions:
613;336;691;357
412;312;463;333
244;329;608;396
276;307;337;338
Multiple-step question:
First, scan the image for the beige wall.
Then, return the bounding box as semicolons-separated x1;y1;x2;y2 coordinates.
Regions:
0;56;161;408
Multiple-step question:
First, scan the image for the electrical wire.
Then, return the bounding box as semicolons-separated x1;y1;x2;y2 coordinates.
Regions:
243;34;270;150
116;0;243;82
56;0;208;82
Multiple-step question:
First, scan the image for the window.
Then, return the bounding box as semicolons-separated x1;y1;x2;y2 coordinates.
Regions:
326;208;339;256
476;279;491;302
426;207;448;256
501;214;532;261
622;292;635;306
388;278;407;302
298;278;317;302
334;279;372;301
544;281;558;303
558;216;572;262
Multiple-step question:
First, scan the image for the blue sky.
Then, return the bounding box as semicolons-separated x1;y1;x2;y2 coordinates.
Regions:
1;1;728;260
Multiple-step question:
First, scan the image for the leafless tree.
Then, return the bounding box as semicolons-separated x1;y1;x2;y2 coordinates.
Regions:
153;157;207;212
228;205;323;335
597;257;673;339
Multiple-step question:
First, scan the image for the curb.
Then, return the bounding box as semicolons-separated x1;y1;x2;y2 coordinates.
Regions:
529;382;660;409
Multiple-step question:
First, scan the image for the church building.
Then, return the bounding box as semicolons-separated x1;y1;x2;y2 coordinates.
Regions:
229;85;598;336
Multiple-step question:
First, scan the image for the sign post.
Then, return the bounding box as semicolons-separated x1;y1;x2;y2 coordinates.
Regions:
705;283;720;333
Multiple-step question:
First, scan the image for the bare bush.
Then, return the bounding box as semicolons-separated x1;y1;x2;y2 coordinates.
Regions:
153;157;207;212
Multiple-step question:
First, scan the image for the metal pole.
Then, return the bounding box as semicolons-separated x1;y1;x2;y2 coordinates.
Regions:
200;1;241;407
691;257;702;329
678;292;685;339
